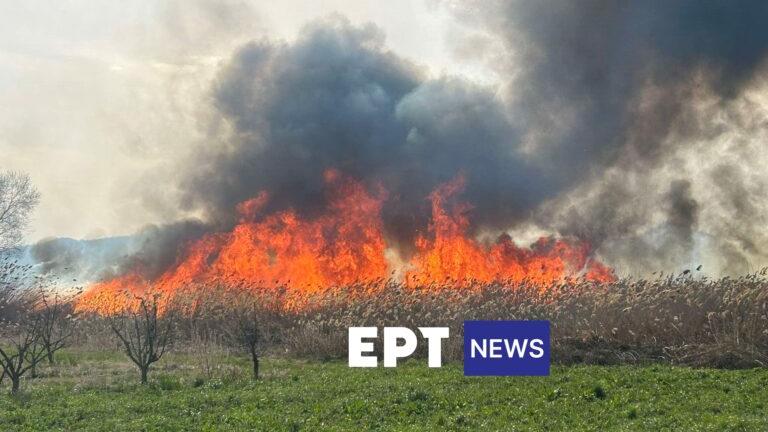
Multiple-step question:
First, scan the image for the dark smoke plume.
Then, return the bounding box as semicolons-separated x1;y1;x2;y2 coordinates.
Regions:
178;16;551;249
116;221;209;279
447;0;768;274
479;1;768;173
47;3;768;279
162;3;768;275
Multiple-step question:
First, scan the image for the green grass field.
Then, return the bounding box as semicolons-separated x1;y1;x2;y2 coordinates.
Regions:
1;351;767;431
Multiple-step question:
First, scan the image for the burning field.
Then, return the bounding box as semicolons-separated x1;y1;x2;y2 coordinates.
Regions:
75;170;613;315
6;0;768;369
46;2;767;320
67;166;768;370
6;2;768;429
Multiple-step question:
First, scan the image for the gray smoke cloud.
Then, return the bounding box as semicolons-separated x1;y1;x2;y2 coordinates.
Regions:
160;3;768;276
27;236;136;283
42;2;768;279
115;221;210;279
177;16;552;250
441;0;768;275
26;221;209;282
481;1;768;170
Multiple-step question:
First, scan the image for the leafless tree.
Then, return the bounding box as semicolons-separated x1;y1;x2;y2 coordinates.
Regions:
20;287;78;379
0;270;47;394
226;299;261;379
109;294;175;384
0;320;47;394
37;289;77;364
0;171;40;251
221;289;286;380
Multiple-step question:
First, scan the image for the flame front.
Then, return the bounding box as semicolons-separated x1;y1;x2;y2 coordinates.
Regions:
406;175;614;286
76;171;614;314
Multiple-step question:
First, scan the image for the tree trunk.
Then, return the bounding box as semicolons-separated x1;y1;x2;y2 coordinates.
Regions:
47;348;55;365
11;376;20;394
250;349;259;380
140;367;148;384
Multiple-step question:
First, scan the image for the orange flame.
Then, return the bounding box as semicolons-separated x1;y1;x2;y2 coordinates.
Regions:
405;175;614;286
76;171;614;314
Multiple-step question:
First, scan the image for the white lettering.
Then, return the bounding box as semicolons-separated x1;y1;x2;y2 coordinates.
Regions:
348;327;378;367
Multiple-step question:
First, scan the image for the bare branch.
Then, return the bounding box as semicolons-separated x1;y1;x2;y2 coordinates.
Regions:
109;293;175;384
0;171;41;251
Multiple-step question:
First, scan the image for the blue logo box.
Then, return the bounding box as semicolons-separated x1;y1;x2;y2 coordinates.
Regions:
463;320;550;376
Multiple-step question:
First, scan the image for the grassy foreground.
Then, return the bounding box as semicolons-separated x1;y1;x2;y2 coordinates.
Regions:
1;352;767;431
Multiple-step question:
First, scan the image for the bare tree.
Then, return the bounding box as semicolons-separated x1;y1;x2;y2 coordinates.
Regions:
0;260;30;316
222;289;286;380
109;294;175;384
0;171;43;392
20;287;78;379
0;171;40;251
37;289;77;364
0;320;47;394
226;299;261;379
0;271;47;394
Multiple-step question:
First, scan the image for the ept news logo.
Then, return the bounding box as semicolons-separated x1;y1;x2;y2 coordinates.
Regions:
348;320;550;376
464;320;550;376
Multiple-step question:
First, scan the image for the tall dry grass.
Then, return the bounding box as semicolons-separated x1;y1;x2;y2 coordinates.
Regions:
77;272;768;368
270;272;768;367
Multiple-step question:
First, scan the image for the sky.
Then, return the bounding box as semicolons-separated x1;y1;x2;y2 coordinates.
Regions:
0;0;492;241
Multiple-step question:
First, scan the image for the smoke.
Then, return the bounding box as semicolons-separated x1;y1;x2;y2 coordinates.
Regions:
439;0;768;275
41;2;768;279
467;1;768;169
28;236;138;283
161;2;768;276
30;238;85;274
27;222;208;282
116;221;210;279
665;180;699;251
176;16;552;250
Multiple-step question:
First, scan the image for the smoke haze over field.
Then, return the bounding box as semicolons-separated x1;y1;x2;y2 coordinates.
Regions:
3;1;768;279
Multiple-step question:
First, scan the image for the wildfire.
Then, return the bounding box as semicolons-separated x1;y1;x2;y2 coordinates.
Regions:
76;170;614;314
405;175;614;286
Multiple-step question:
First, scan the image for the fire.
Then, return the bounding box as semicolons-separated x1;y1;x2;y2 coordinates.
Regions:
76;171;614;314
405;175;615;286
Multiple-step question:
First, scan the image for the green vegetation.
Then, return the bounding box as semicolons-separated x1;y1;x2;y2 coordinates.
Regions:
1;351;767;431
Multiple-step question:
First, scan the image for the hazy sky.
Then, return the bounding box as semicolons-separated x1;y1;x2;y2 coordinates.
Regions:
0;0;493;241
